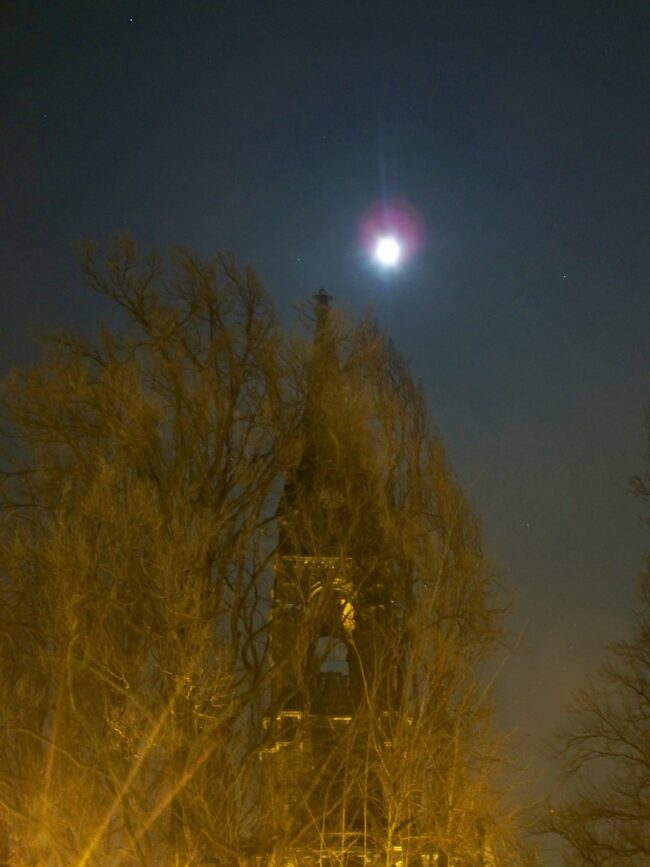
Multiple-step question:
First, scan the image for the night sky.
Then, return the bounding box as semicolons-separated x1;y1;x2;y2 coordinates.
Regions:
2;2;649;861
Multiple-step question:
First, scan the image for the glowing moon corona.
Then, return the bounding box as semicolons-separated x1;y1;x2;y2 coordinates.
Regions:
360;199;424;269
374;235;401;267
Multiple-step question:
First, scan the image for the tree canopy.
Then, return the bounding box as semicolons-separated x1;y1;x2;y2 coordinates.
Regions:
0;237;534;865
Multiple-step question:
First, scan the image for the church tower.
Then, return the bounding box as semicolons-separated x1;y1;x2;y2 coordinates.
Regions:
261;290;400;864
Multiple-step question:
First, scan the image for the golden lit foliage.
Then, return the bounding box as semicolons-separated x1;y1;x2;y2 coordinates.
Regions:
0;237;535;864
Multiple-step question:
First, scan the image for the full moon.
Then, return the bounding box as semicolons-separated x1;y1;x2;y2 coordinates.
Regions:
374;235;401;267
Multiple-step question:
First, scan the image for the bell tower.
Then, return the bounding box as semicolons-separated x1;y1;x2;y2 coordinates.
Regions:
261;290;398;863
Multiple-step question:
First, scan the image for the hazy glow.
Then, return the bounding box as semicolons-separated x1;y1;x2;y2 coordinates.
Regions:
359;198;425;270
374;235;401;266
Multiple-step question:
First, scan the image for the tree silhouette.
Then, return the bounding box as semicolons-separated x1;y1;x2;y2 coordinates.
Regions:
0;237;535;865
550;421;650;865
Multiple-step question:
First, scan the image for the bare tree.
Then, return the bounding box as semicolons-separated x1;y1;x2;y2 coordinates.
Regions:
0;237;293;864
0;237;535;864
549;424;650;865
258;311;536;865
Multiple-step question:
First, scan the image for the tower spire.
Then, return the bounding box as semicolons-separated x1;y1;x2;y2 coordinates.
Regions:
312;287;332;333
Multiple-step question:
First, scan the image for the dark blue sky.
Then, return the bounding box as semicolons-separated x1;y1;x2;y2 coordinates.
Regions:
2;2;649;860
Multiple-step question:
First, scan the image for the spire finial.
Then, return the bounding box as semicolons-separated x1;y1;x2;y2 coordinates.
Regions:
313;287;332;309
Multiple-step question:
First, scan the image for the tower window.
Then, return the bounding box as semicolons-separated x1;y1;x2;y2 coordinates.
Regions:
315;636;349;676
